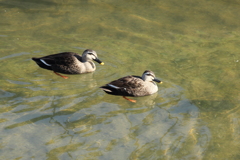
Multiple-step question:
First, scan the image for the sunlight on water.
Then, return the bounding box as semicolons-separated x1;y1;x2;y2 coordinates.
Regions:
0;0;240;159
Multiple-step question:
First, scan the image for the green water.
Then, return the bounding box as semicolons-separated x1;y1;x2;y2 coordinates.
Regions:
0;0;240;159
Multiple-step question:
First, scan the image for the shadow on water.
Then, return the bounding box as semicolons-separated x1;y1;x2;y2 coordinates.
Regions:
0;0;57;9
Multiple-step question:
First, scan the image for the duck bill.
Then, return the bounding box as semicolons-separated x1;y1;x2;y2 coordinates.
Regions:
153;78;162;84
94;58;104;65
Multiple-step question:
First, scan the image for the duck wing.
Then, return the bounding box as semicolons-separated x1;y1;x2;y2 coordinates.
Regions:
100;75;143;97
32;52;81;71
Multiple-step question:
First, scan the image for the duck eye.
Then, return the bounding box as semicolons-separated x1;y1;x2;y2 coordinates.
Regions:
146;73;154;78
88;53;93;55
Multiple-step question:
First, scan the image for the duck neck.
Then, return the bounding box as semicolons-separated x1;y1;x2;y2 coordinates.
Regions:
89;61;96;70
142;76;147;81
81;56;89;63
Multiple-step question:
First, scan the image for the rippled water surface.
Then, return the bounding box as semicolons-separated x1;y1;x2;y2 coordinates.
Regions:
0;0;240;159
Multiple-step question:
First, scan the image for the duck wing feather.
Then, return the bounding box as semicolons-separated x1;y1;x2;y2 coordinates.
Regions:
32;52;82;73
100;75;144;97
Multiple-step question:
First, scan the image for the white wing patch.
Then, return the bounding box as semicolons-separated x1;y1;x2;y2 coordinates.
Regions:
101;88;112;92
107;84;120;89
40;59;51;66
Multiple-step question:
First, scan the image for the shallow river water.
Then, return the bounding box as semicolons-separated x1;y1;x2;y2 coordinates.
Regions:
0;0;240;159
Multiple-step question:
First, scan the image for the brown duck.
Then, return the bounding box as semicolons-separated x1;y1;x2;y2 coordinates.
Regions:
32;49;104;79
100;70;162;102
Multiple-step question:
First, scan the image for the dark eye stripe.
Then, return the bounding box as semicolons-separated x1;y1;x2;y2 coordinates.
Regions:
88;53;97;59
146;73;154;78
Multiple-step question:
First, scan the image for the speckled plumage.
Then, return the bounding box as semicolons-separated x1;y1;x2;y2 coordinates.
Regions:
100;70;162;99
32;49;104;77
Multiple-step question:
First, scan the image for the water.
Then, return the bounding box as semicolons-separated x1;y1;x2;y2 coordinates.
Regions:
0;0;240;159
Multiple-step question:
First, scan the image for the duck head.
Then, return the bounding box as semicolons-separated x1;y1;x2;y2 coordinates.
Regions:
82;49;104;65
142;70;162;83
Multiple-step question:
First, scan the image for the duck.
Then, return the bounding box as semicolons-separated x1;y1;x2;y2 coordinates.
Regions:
100;70;162;102
32;49;104;79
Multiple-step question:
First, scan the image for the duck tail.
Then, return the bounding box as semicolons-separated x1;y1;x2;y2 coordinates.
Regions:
100;85;123;96
32;57;52;70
